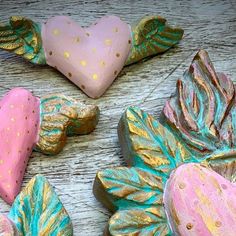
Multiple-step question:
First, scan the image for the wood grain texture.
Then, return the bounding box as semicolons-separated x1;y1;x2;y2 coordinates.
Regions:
0;0;235;235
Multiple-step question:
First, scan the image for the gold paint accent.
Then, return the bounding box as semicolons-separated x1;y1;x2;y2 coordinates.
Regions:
92;48;97;53
104;39;112;46
113;27;119;33
93;74;98;80
116;53;120;57
86;32;90;36
80;60;87;66
75;37;80;43
178;182;186;189
100;61;105;67
215;221;221;227
64;51;70;59
186;223;193;230
53;29;60;36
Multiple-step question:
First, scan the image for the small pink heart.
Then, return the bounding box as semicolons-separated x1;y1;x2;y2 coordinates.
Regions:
0;88;40;204
42;16;132;98
164;163;236;236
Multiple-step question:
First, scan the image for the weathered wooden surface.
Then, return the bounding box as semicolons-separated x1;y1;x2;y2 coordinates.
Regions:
0;0;235;235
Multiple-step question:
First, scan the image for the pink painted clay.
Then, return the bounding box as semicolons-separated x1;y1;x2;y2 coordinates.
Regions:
0;88;40;204
0;214;18;235
164;163;236;236
42;16;132;98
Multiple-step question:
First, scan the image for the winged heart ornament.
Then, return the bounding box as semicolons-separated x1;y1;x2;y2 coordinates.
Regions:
0;175;73;235
0;88;99;204
0;15;183;98
93;50;236;236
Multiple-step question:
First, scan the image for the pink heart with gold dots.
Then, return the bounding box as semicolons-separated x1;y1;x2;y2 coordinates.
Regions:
0;88;40;204
42;16;132;98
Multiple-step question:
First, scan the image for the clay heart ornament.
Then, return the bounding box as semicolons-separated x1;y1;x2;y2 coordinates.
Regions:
164;163;236;236
42;15;132;98
1;175;73;235
93;50;236;236
0;88;99;204
0;15;184;98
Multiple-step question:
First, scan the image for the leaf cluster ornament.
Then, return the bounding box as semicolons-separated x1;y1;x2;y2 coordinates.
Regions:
93;49;236;235
1;175;73;235
0;15;183;98
0;88;99;204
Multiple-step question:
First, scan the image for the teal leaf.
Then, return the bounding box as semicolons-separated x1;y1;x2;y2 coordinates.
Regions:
118;106;192;180
8;175;73;236
108;208;171;236
94;167;164;211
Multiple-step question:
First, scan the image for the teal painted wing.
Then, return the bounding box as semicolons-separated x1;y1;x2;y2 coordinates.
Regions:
8;175;73;236
125;16;184;65
0;16;46;64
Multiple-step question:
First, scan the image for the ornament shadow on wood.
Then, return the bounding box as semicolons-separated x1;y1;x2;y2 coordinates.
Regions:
93;49;236;236
0;175;73;235
0;15;184;98
0;88;99;204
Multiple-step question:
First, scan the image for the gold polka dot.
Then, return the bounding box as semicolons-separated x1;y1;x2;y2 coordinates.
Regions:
0;160;3;164
53;29;60;36
7;127;10;131
10;104;14;108
17;132;20;137
81;85;85;89
92;74;98;80
186;223;193;230
215;221;222;227
113;27;119;33
178;182;186;189
80;60;87;66
68;72;72;77
11;117;15;122
49;51;53;56
8;170;12;175
92;48;97;53
116;53;120;57
105;39;112;46
100;60;106;67
86;32;90;36
75;37;80;43
64;51;70;59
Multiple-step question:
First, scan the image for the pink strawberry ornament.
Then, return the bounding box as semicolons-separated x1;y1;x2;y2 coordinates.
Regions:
0;88;40;204
0;15;184;98
0;88;99;204
164;163;236;236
